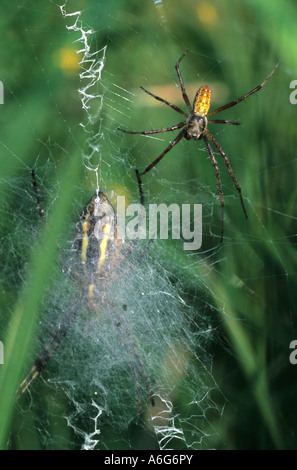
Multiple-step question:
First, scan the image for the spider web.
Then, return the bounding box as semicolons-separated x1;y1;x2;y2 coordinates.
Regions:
1;0;295;451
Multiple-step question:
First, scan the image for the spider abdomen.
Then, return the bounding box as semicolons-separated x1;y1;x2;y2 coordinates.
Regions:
193;85;211;116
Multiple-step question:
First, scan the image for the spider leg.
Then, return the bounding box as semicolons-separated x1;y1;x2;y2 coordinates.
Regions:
18;364;42;397
140;86;187;117
208;61;279;116
175;50;193;112
138;128;186;176
118;121;186;136
135;129;186;215
18;319;69;397
129;359;143;416
208;119;241;126
202;135;224;241
205;129;248;220
31;169;45;217
136;169;144;206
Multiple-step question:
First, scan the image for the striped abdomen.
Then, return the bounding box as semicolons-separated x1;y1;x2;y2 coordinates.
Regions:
193;85;211;116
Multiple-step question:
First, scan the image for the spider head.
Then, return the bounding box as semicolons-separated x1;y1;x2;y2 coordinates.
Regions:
185;114;207;140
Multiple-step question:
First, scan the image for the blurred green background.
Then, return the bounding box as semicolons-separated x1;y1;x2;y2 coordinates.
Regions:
1;0;297;450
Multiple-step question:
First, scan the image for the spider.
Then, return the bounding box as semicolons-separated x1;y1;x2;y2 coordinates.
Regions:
18;171;155;415
118;51;279;240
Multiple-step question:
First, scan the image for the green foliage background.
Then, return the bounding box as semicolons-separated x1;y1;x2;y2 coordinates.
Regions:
0;0;297;450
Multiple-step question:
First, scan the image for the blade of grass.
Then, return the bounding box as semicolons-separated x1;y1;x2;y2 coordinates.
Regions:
0;145;83;449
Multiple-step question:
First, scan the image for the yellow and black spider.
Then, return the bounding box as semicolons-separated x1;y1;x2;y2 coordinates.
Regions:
119;51;279;240
19;171;155;415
